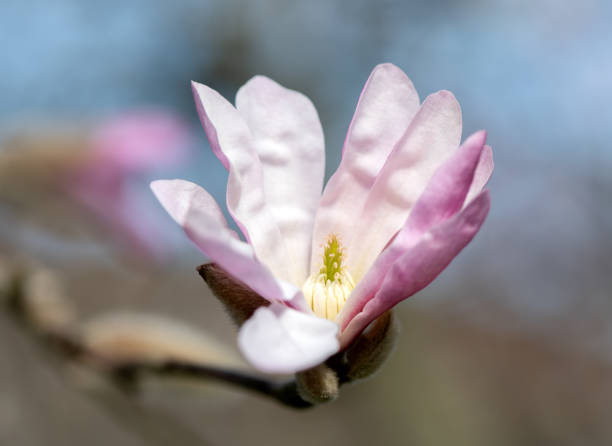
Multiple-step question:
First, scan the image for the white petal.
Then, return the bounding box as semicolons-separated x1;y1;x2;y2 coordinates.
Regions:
238;303;339;374
151;179;299;303
345;90;462;280
310;64;420;274
338;132;489;334
236;76;325;284
191;81;294;284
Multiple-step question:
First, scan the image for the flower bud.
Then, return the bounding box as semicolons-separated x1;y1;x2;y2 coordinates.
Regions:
339;311;399;382
21;268;76;334
81;312;244;368
295;363;339;404
197;263;269;326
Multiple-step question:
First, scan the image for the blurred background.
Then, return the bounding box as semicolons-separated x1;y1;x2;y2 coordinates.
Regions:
1;0;611;445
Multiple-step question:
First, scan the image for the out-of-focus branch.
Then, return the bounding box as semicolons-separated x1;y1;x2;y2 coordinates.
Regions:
1;261;312;409
112;360;311;408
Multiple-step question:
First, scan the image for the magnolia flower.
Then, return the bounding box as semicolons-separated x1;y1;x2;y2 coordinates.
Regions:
152;64;493;375
69;109;192;259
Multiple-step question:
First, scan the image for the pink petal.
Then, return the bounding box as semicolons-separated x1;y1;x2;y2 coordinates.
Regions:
404;130;488;234
69;169;170;260
338;133;488;332
465;144;494;205
238;303;339;374
310;64;420;273
91;109;191;171
345;90;462;281
151;179;299;304
191;82;295;285
235;76;325;284
339;191;490;349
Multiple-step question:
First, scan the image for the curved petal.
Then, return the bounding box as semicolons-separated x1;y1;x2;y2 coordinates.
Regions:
310;63;420;273
235;76;325;284
405;130;487;234
339;191;490;349
238;303;339;374
338;133;489;331
465;144;493;205
151;179;299;303
191;81;293;284
345;90;462;281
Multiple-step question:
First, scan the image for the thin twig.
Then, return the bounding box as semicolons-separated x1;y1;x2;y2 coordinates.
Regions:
113;360;311;408
3;274;312;409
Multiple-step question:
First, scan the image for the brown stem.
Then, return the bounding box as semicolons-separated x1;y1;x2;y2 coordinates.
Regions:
112;359;312;409
4;274;312;409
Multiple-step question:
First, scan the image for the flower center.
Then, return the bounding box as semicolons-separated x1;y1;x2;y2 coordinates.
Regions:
302;234;355;321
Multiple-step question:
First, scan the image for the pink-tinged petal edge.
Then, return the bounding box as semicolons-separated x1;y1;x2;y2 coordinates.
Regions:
466;144;493;205
310;63;420;274
338;131;489;331
235;76;325;284
191;81;295;285
238;303;339;374
403;130;488;234
150;179;300;305
339;190;490;349
344;90;463;280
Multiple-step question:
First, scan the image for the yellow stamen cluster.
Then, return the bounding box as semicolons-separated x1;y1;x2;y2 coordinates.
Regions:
302;234;355;321
320;234;343;282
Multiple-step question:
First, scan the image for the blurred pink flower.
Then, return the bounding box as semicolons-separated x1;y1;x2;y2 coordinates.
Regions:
69;109;192;259
89;110;191;171
152;64;493;373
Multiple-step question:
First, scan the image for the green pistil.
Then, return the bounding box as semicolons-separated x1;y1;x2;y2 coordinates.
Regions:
319;234;344;282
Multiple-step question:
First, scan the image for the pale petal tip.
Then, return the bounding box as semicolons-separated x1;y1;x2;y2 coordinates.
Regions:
150;179;193;225
236;75;283;103
424;90;461;117
464;129;488;148
432;89;456;101
150;179;170;202
474;129;487;140
237;74;312;106
191;80;217;99
150;179;175;202
370;63;414;85
372;62;401;72
190;80;202;93
425;90;463;125
243;74;275;86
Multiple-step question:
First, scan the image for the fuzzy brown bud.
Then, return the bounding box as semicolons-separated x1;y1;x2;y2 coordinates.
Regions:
295;363;339;404
197;263;269;326
338;311;399;382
